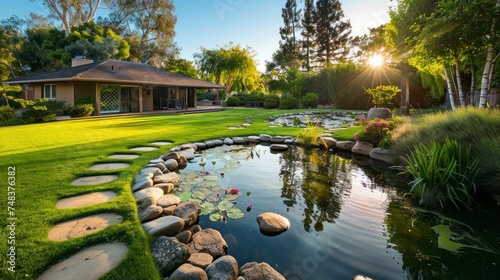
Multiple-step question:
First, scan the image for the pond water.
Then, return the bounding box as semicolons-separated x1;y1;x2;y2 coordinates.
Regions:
175;144;500;280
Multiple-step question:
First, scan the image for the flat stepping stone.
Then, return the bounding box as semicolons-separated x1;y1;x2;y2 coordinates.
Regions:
89;163;130;170
36;242;128;280
108;154;140;159
48;213;122;241
130;146;158;151
70;175;118;186
150;141;172;146
56;191;117;209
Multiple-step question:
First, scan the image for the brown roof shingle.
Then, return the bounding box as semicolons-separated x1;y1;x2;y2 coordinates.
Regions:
4;59;225;89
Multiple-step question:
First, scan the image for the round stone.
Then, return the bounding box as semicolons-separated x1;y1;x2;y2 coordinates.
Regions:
89;163;130;170
256;212;290;236
108;154;140;159
36;243;128;280
56;191;117;209
130;146;158;151
70;175;118;186
150;141;172;146
48;213;122;241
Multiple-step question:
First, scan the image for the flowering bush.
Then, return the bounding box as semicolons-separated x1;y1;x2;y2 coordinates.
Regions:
354;119;393;146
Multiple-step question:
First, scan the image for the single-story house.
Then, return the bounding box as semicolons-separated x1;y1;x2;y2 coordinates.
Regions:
3;58;225;115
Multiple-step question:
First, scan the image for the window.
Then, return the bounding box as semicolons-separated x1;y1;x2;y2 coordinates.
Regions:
44;84;56;99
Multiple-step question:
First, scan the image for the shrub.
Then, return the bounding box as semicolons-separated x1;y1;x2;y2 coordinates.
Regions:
226;96;240;106
69;104;94;117
301;92;319;108
297;121;324;147
364;85;400;107
75;96;94;105
263;98;278;109
396;139;480;210
0;117;34;126
21;105;56;123
279;96;296;109
354;119;393;146
0;105;15;121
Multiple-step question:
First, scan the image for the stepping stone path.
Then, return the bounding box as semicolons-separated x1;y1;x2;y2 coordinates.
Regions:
70;175;118;186
36;242;128;280
56;191;117;209
130;146;158;151
108;154;140;159
89;163;130;170
48;213;122;241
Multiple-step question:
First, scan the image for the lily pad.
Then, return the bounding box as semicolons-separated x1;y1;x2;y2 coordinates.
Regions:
218;200;234;211
196;187;213;195
178;191;193;202
201;202;216;215
210;185;223;192
188;198;202;203
221;194;239;201
206;195;220;203
227;208;245;220
192;191;208;200
204;176;219;181
209;213;222;221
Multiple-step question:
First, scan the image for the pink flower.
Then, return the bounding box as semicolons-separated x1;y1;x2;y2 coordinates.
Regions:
376;122;381;126
361;117;365;124
230;188;239;195
354;133;359;139
385;122;390;127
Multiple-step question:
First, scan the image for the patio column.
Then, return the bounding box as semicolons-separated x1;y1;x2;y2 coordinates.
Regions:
95;83;101;116
139;86;144;113
194;87;197;108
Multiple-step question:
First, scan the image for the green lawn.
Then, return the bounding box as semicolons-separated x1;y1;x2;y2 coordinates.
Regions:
1;108;354;279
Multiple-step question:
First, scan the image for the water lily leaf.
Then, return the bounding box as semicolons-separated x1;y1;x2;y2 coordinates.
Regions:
227;208;245;220
192;191;208;200
204;176;219;181
178;191;192;202
206;195;220;203
209;213;222;221
196;187;213;195
202;181;217;188
210;185;223;192
187;198;202;203
218;200;234;211
221;194;239;201
201;202;216;215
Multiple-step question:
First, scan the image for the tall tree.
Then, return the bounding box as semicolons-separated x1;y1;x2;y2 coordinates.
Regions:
32;0;108;34
313;0;351;66
301;0;316;71
107;0;177;65
164;58;198;78
194;44;261;92
278;0;302;69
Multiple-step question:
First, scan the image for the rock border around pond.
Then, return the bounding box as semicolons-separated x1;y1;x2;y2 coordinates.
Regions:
132;134;398;279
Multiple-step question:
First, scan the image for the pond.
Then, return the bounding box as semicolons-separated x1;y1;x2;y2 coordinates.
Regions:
175;144;500;280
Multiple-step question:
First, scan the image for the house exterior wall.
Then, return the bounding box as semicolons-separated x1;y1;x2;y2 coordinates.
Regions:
74;82;97;104
143;88;154;111
56;83;74;105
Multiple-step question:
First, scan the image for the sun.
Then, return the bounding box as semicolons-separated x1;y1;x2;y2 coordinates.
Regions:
368;54;384;68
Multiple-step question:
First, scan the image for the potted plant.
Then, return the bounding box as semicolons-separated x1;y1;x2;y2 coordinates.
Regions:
364;85;400;119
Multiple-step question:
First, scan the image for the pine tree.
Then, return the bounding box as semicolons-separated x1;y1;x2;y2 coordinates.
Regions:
301;0;316;71
314;0;351;66
278;0;302;69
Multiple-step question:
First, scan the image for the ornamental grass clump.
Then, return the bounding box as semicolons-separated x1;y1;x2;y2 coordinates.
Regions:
297;120;325;147
397;139;480;210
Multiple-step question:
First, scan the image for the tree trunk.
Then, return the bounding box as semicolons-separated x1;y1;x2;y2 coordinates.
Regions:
400;65;410;116
469;61;475;106
479;44;494;108
443;62;457;111
454;56;466;106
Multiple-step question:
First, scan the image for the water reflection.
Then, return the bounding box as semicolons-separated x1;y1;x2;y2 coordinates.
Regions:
178;144;500;280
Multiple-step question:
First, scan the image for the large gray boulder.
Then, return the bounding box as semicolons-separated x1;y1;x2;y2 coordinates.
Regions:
239;262;285;280
351;141;374;156
318;136;336;149
179;148;196;160
139;205;163;222
189;229;228;259
188;253;213;269
152;236;191;277
131;178;153;192
205;255;238;280
174;201;202;226
170;263;208;280
335;140;356;151
164;159;179;171
157;195;181;208
142;216;185;237
133;187;164;203
369;147;400;165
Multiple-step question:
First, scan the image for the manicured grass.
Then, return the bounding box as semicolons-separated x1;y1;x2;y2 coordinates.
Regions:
1;108;351;279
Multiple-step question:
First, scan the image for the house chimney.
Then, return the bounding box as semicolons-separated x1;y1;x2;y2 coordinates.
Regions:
71;55;94;67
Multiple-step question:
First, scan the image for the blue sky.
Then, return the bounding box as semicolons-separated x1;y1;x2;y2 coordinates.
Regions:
0;0;393;71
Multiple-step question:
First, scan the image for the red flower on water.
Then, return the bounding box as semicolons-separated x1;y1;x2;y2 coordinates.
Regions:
229;189;239;195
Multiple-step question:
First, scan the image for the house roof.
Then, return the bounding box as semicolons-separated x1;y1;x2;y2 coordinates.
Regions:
3;59;225;89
